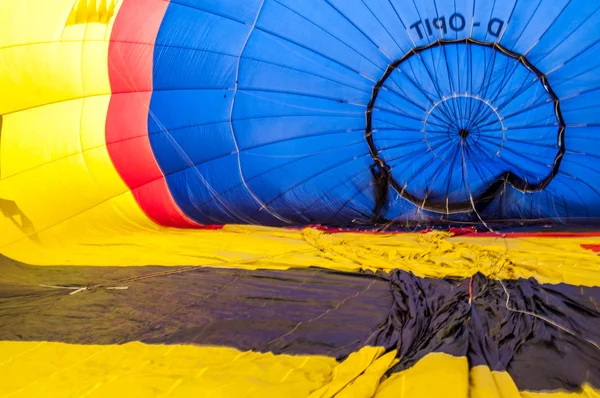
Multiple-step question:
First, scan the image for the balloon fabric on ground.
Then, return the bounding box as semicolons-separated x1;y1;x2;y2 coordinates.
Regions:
0;0;599;397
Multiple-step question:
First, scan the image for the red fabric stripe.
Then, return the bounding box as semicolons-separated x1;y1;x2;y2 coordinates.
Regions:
581;244;600;253
106;0;202;228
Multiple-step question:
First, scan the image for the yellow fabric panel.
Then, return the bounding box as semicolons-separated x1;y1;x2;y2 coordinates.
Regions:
376;354;600;398
1;342;598;398
3;225;600;287
0;341;336;398
375;352;469;398
309;347;397;398
0;0;157;253
470;366;522;398
67;0;118;25
0;0;117;114
334;350;398;398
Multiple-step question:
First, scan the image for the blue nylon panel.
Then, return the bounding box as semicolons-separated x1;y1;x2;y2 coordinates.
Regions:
148;0;600;227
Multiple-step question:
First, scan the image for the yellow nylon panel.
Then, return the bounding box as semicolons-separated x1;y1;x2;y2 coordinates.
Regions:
334;351;398;398
0;341;336;398
375;352;469;398
67;0;118;25
470;366;522;398
309;347;397;398
0;0;156;253
0;1;115;114
1;342;597;398
376;354;600;398
3;226;600;287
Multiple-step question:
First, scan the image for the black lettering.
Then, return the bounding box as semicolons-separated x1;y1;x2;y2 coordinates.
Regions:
432;16;447;34
488;18;505;37
410;20;424;39
424;18;433;36
449;13;466;31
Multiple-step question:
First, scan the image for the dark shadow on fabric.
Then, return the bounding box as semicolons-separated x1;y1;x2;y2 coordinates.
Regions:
0;199;40;244
0;115;40;244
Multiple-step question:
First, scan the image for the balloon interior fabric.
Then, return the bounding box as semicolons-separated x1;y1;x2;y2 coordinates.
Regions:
0;0;599;397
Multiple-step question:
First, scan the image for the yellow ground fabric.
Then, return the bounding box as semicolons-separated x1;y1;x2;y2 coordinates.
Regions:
3;224;600;287
375;352;469;398
1;342;597;398
1;0;599;288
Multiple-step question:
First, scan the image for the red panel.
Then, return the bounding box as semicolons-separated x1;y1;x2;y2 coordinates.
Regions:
106;0;202;228
581;244;600;253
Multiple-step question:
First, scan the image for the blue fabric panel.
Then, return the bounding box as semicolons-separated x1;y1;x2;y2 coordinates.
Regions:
146;0;600;227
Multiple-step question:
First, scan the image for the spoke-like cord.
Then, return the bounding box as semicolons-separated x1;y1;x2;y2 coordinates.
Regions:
324;0;393;63
271;0;385;73
366;29;568;221
407;0;461;119
461;143;497;231
396;63;456;123
469;57;523;126
361;0;407;54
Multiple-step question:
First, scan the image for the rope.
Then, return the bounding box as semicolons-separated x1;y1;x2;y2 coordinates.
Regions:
498;279;600;352
39;284;128;295
38;246;322;295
